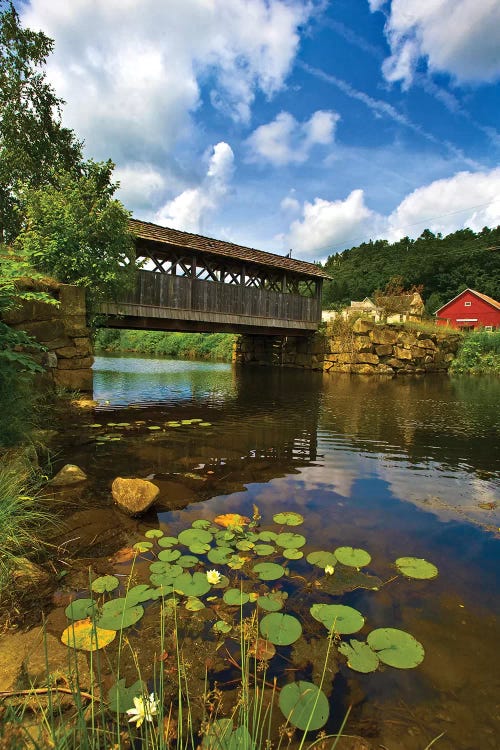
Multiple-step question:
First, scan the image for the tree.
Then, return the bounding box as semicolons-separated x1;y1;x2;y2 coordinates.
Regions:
0;1;82;244
16;160;135;311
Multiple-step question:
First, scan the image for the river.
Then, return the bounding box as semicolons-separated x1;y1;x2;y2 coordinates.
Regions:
55;354;500;749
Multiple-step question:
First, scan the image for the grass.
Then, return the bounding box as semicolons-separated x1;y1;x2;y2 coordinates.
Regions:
94;329;236;362
450;329;500;375
0;454;55;598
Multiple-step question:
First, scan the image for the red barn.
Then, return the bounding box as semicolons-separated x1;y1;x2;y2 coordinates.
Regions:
435;289;500;330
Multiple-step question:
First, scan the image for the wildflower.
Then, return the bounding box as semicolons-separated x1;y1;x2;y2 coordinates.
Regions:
126;693;158;728
324;564;335;575
206;569;222;584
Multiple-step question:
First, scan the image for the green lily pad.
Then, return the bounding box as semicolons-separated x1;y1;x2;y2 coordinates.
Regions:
199;422;212;427
223;589;250;606
276;532;306;549
133;541;153;552
150;561;183;576
107;678;146;714
158;536;179;548
124;585;157;605
174;572;211;597
192;519;212;530
260;613;302;646
96;599;144;630
236;540;254;551
367;628;425;669
177;554;200;568
227;555;246;570
253;543;275;556
208;547;233;564
395;557;438;580
158;548;181;562
211;574;230;589
216;530;235;544
320;567;381;596
278;681;329;731
186;597;205;611
65;598;96;621
253;562;285;581
202;719;255;750
189;542;211;554
258;531;277;542
310;603;365;635
91;575;119;594
145;529;164;539
257;591;288;612
178;528;213;546
213;620;232;634
306;550;337;569
283;548;303;560
147;425;162;431
272;512;304;526
338;640;380;673
334;547;371;568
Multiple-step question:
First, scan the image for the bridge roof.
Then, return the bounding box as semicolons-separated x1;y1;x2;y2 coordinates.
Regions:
129;218;330;279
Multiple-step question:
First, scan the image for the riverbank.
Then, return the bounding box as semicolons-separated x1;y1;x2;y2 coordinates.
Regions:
94;328;234;361
450;329;500;375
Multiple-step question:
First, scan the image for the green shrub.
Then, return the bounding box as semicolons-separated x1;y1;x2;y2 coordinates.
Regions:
450;330;500;375
94;329;235;362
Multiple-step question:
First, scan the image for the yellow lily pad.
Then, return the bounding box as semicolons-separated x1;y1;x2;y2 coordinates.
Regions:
61;618;116;651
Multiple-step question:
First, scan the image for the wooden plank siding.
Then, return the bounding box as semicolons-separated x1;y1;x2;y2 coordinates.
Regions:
99;270;321;334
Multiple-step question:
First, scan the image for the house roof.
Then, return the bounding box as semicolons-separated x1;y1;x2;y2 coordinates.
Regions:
129;218;331;279
435;288;500;315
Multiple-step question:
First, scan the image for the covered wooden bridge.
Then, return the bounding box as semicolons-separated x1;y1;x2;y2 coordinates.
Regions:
98;219;329;336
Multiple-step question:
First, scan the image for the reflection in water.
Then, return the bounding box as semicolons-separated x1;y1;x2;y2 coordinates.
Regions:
68;355;500;749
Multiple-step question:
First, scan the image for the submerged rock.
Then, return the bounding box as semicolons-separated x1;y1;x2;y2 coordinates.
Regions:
50;463;87;486
111;477;160;516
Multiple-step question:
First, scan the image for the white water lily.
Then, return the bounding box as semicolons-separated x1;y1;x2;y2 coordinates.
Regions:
126;693;158;728
206;569;222;584
324;564;335;576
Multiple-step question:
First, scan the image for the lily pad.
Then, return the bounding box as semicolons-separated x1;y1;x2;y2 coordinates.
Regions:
395;557;438;580
338;640;379;673
276;532;306;549
310;603;364;635
249;638;276;661
145;529;164;539
334;547;371;568
253;562;285;581
278;681;329;731
178;528;213;546
202;719;255;750
65;598;96;621
186;597;205;611
213;620;232;634
260;613;302;646
283;548;303;560
192;519;212;529
320;567;381;596
306;550;337;569
367;628;425;669
253;543;275;556
124;585;157;605
258;531;277;542
108;678;146;713
208;547;233;565
174;572;211;597
214;513;250;529
150;561;183;577
133;541;153;552
96;599;144;630
158;548;182;562
223;589;250;606
272;512;304;526
177;554;200;568
158;536;179;548
189;542;211;554
91;575;120;594
257;591;288;612
61;619;116;651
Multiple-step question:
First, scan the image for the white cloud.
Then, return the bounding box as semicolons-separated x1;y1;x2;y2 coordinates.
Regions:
280;194;301;214
246;110;338;166
22;0;311;161
287;190;380;258
386;167;500;240
373;0;500;86
285;167;500;258
114;164;165;210
154;142;234;233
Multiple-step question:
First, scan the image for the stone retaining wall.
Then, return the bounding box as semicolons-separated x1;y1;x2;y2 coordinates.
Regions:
4;283;93;391
234;321;461;376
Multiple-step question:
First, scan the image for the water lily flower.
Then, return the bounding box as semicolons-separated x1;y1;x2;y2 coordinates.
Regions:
206;569;222;584
126;693;158;728
324;564;335;575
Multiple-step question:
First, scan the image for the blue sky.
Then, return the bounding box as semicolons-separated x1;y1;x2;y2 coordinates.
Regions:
19;0;500;261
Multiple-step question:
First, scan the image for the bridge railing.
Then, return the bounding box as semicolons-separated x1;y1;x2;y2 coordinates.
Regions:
117;270;321;324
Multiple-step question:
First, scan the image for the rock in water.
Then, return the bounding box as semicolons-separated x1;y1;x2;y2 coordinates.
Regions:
112;477;160;516
50;464;87;486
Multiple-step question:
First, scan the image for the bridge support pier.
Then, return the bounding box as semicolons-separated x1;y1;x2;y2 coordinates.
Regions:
233;333;326;370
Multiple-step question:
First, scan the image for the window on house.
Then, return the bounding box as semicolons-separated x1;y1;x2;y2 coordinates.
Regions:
464;301;471;307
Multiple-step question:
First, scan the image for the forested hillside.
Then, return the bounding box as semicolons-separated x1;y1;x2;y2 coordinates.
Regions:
322;226;500;313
